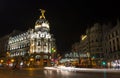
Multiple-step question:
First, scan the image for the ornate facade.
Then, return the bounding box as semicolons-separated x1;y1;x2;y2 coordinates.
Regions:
7;9;56;67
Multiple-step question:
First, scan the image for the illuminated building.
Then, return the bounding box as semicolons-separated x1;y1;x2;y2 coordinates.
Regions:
7;9;56;67
79;23;106;67
104;20;120;68
79;21;120;68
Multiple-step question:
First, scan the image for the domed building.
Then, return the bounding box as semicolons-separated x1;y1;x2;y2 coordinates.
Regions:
7;9;56;67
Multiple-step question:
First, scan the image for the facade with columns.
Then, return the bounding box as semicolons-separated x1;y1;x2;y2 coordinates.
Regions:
7;9;56;67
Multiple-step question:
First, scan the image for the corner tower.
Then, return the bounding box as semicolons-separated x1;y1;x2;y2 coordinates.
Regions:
30;9;56;67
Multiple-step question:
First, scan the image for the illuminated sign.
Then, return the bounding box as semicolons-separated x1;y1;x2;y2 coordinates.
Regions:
81;35;87;40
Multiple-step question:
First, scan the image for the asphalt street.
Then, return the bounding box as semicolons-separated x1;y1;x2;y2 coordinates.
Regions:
0;68;120;78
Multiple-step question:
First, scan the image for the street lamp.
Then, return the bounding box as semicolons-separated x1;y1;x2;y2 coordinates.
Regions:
30;58;34;61
11;59;14;62
30;58;34;67
0;59;4;63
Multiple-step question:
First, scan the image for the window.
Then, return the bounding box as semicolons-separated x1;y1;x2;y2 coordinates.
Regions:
112;40;115;51
38;41;40;46
116;38;119;50
112;32;114;37
116;31;118;36
109;35;111;39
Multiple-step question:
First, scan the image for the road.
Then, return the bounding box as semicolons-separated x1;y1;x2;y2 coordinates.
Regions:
0;67;120;78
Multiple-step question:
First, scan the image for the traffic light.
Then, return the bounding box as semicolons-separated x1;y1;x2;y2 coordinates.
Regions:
102;61;106;66
51;48;56;53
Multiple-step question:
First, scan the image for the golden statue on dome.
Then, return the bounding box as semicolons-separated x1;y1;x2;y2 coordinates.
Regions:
40;9;46;19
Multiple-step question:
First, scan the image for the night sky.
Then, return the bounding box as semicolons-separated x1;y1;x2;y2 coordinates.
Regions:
0;0;120;51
